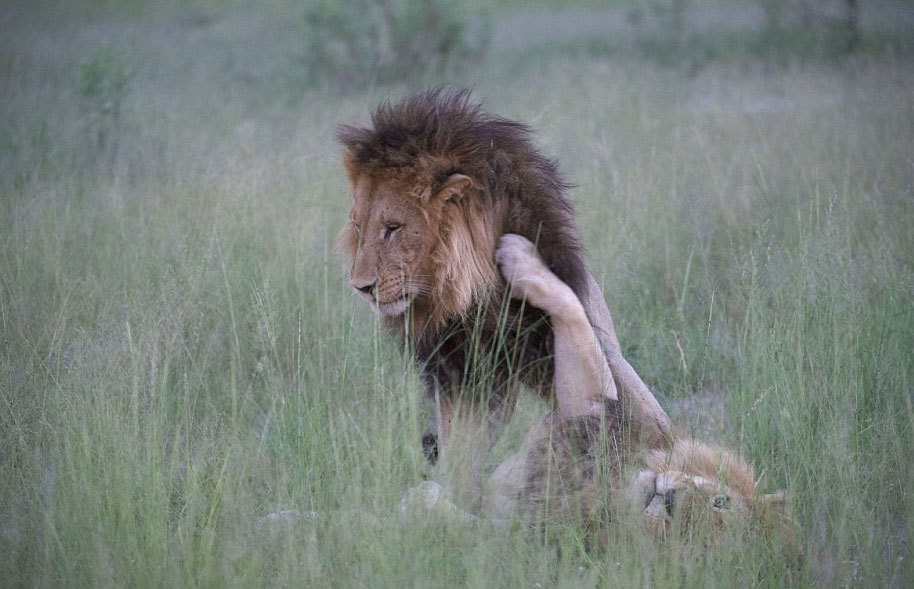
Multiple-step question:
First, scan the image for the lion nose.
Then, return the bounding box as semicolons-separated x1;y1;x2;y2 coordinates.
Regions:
645;490;675;518
354;280;376;296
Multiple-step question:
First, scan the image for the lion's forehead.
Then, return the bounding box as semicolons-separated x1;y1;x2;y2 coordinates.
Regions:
352;173;428;201
351;181;429;223
650;469;746;500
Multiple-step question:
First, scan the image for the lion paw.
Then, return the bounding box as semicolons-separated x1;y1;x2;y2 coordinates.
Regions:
495;234;557;309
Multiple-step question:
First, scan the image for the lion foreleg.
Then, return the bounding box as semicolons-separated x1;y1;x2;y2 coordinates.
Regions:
496;234;616;421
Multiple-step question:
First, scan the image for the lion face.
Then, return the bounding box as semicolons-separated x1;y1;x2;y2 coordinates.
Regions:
340;178;436;319
338;168;498;333
633;467;755;539
631;440;790;543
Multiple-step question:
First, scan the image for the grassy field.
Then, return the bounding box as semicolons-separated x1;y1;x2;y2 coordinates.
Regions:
2;1;913;586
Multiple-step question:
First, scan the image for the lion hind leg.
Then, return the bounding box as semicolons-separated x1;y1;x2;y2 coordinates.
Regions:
496;234;618;421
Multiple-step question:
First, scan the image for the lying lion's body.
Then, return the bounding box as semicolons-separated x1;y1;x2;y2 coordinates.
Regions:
477;234;796;552
514;410;768;540
338;90;598;435
408;400;793;550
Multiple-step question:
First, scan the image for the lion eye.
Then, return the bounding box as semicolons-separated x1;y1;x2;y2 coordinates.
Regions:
384;223;401;240
713;495;731;509
663;489;675;516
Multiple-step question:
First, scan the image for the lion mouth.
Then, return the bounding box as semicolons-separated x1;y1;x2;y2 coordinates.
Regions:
375;296;410;317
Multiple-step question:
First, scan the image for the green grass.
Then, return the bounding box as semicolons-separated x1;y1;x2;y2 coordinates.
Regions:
2;2;913;587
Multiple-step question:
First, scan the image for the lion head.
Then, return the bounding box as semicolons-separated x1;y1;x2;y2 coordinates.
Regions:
632;439;795;547
337;88;588;349
336;151;498;336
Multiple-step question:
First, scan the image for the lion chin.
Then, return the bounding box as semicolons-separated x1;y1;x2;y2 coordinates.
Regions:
374;297;410;318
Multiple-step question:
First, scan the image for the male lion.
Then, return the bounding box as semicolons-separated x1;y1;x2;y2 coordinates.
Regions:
337;89;671;503
403;234;796;556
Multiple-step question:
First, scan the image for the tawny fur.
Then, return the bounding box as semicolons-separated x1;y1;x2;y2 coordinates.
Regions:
643;439;758;501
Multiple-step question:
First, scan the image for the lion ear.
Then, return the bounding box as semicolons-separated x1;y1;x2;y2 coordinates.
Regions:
433;173;472;202
342;149;361;187
758;490;786;515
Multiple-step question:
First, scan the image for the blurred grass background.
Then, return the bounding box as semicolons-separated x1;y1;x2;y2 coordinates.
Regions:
1;0;913;586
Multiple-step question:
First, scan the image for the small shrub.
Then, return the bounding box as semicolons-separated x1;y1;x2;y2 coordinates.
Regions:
302;0;490;90
628;1;690;42
757;0;861;55
77;46;133;169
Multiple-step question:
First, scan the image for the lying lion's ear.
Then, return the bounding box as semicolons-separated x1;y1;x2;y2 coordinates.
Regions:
758;490;786;515
433;173;472;202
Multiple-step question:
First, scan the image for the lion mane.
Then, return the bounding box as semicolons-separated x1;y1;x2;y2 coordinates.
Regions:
338;88;591;413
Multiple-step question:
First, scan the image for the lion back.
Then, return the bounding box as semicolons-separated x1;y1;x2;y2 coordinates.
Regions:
520;399;630;531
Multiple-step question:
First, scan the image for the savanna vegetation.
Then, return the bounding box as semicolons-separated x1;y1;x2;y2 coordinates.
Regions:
1;0;912;586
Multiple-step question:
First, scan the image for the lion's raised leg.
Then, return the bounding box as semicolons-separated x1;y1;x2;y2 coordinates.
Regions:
495;234;617;421
580;271;672;448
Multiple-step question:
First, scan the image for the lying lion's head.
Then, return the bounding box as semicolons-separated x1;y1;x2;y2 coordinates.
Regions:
632;439;794;546
517;413;797;556
337;88;587;343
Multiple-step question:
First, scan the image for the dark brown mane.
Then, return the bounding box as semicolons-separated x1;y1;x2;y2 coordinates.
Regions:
338;88;588;299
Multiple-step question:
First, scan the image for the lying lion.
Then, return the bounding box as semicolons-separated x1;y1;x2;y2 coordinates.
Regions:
402;234;797;552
